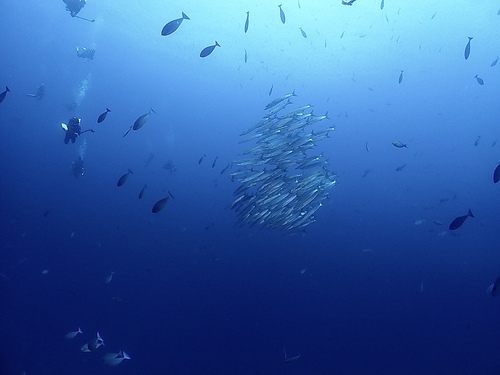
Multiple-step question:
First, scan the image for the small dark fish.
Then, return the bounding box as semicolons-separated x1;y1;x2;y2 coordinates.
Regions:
138;184;147;199
474;74;484;85
244;49;247;63
448;209;474;230
395;164;406;171
200;41;220;58
161;12;190;36
278;4;286;24
212;156;218;168
398;70;404;84
168;190;175;199
43;210;50;217
464;37;473;60
492;140;497;147
269;84;273;96
474;136;481;146
0;86;10;103
491;57;499;67
493;164;500;183
117;169;133;187
340;31;345;38
298;0;301;9
392;140;407;148
498;8;500;15
431;12;437;20
365;141;369;152
198;154;207;164
152;196;170;213
220;163;231;174
124;108;155;136
244;11;249;33
380;0;384;10
97;108;111;123
299;27;307;38
487;276;500;296
342;0;357;5
362;169;372;178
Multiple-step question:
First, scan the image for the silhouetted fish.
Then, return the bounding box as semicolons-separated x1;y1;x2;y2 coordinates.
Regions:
244;11;249;33
138;184;147;199
448;209;474;230
152;197;170;213
474;74;484;85
198;154;206;164
117;169;133;187
487;276;500;296
97;108;111;123
244;49;247;63
161;12;190;36
278;4;286;24
464;37;473;60
493;164;500;183
269;84;273;96
123;108;155;136
200;41;220;58
398;70;404;84
380;0;384;10
491;57;499;67
392;140;407;148
212;156;218;168
0;86;10;103
300;27;307;38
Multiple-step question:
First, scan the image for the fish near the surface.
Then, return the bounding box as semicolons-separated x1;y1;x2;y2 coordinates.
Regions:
278;4;286;23
493;164;500;183
200;41;220;58
244;11;249;33
342;0;357;5
474;74;484;85
380;0;384;10
269;84;274;96
486;276;500;296
212;156;219;168
198;154;207;164
395;164;406;171
398;70;404;84
152;196;170;213
474;136;481;146
300;27;307;38
124;108;155;136
448;209;474;230
244;49;247;63
392;140;407;148
491;57;499;67
0;86;10;103
161;12;190;36
117;169;133;187
97;108;111;123
138;184;147;199
464;36;473;60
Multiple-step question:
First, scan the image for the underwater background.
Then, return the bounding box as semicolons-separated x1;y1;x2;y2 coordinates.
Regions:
1;0;500;374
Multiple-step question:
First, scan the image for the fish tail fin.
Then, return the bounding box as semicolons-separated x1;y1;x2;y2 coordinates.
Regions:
469;36;473;40
182;12;190;20
215;41;221;47
150;108;156;114
279;4;282;8
6;86;10;92
106;107;111;112
128;169;134;174
292;89;297;96
468;209;474;218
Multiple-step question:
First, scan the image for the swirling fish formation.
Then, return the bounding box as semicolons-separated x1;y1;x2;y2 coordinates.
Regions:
230;92;336;231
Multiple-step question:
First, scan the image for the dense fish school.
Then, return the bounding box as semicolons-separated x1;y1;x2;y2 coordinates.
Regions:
230;93;336;231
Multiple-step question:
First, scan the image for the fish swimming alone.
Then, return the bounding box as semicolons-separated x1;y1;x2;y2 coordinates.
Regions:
117;169;133;187
491;57;499;67
152;197;170;213
392;140;407;148
300;27;307;38
448;209;474;230
123;108;155;137
244;11;249;33
474;74;484;85
97;108;111;123
161;12;190;36
200;41;220;58
0;86;10;103
486;276;500;296
278;4;286;24
398;70;404;84
138;184;147;199
493;164;500;183
464;36;473;60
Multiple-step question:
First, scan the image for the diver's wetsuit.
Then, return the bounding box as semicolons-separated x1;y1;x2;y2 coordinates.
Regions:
64;117;81;144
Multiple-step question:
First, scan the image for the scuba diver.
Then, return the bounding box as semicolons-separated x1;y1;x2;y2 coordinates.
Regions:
76;46;95;60
62;116;95;144
72;157;85;177
26;84;45;100
63;0;94;22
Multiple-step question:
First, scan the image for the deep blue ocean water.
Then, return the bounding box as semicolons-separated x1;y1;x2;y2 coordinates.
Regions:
1;1;500;374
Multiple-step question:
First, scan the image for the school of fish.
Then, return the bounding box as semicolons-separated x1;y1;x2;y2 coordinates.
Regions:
230;92;336;231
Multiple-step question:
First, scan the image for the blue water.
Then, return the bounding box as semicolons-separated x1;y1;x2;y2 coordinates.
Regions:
1;1;500;374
